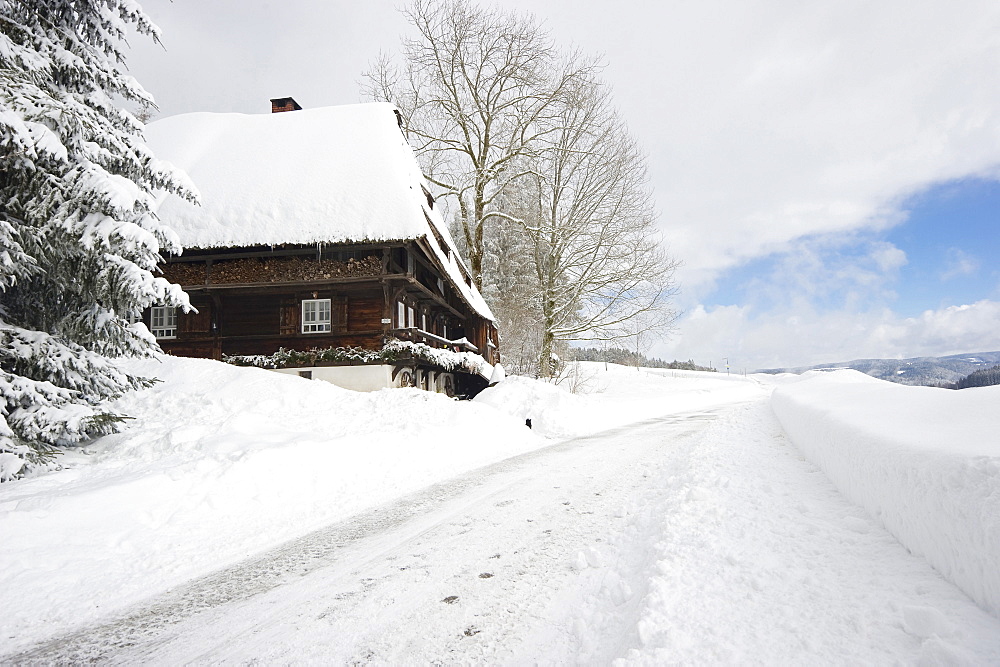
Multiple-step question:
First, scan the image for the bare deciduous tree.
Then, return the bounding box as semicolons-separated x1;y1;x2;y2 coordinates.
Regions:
367;0;678;379
364;0;597;290
511;77;680;377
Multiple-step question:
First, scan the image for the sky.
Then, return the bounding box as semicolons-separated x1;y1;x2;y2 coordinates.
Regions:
127;0;1000;371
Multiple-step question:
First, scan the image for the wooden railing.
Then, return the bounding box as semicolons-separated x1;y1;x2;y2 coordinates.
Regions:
390;327;479;353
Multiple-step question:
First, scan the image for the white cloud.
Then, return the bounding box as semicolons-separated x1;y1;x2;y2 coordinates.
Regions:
940;248;980;281
568;0;1000;292
871;243;908;274
656;300;1000;370
693;234;908;316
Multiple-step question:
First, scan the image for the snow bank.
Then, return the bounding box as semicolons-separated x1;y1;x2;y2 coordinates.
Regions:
771;371;1000;617
474;362;766;438
0;356;539;651
0;358;762;652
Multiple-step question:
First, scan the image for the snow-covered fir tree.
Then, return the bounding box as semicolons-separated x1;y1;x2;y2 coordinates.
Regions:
0;0;195;480
951;364;1000;390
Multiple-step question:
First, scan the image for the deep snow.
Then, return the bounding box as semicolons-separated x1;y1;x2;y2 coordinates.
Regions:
146;105;431;249
771;370;1000;617
0;358;761;653
1;359;998;662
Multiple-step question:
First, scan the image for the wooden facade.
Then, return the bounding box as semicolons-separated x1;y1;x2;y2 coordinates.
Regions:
143;100;499;396
150;239;499;396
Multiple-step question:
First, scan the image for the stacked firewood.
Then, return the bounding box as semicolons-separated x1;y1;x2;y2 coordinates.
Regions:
211;255;383;284
160;263;207;286
162;256;382;286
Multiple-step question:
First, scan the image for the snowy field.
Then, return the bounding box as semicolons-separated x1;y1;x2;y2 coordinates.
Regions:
1;358;998;662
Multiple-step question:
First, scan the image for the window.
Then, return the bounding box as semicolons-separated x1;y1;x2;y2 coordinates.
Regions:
302;299;331;333
407;305;415;328
150;306;176;339
397;301;406;327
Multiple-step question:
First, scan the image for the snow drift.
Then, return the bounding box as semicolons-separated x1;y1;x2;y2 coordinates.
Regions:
771;371;1000;617
475;363;762;439
0;357;539;651
0;358;761;652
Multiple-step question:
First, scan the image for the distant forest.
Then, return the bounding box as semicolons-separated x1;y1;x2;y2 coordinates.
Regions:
947;365;1000;390
571;347;716;372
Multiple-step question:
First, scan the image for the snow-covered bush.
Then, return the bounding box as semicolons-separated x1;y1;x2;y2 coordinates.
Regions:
224;346;384;369
224;340;491;378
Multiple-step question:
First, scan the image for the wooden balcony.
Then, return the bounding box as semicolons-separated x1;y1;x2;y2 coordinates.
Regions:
390;327;480;353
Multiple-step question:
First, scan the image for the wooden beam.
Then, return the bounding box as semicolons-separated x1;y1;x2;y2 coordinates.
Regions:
400;276;465;319
167;242;409;264
219;330;384;341
179;275;388;292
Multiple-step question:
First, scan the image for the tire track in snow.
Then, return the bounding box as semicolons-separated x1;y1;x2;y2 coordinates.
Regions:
8;408;725;664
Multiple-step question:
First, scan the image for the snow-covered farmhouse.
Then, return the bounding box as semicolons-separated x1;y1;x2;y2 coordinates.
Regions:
143;99;499;396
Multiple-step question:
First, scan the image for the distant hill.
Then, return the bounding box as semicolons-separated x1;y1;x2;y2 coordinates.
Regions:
572;347;716;372
757;351;1000;386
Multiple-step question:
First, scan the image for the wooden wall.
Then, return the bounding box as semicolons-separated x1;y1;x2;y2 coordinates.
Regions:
157;284;387;360
155;243;500;368
347;295;383;332
223;294;282;337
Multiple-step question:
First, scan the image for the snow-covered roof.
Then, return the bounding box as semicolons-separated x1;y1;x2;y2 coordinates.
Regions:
145;102;493;320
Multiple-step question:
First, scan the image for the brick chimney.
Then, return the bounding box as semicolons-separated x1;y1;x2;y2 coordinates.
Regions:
270;97;302;113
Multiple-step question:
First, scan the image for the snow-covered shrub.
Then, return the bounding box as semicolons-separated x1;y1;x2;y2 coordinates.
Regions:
224;340;491;378
224;346;383;369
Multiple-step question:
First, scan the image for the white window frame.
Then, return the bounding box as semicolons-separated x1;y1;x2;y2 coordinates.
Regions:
301;298;332;333
150;306;177;339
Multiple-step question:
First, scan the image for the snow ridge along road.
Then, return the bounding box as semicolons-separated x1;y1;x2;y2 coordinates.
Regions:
11;397;1000;663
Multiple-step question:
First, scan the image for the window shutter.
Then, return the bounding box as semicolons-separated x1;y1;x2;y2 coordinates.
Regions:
178;304;211;334
279;298;299;335
333;295;348;332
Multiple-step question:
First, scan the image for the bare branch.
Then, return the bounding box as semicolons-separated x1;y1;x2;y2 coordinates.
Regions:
363;1;678;378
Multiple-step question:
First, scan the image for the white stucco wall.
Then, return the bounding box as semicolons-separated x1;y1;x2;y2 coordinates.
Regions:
273;365;395;392
273;365;456;395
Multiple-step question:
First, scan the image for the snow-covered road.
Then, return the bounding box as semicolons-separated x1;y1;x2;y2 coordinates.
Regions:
13;397;1000;664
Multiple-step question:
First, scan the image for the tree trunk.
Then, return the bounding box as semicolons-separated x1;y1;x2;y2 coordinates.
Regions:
539;298;556;378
